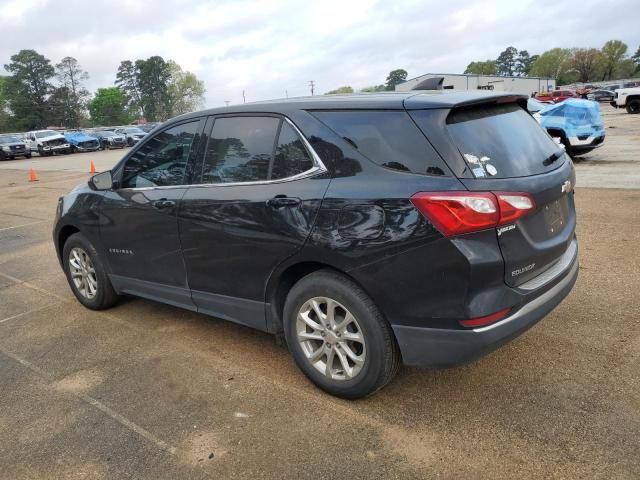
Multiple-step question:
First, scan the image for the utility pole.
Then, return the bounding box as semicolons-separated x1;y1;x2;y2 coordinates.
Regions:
285;90;288;98
308;80;315;96
242;90;246;104
224;100;230;107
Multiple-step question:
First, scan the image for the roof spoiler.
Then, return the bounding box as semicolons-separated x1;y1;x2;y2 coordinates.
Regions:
411;77;444;91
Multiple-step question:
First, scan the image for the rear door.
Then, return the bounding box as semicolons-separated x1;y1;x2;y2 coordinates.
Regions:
410;102;577;288
178;114;330;330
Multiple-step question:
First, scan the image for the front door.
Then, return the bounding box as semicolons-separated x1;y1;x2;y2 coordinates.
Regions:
100;118;204;308
179;115;330;329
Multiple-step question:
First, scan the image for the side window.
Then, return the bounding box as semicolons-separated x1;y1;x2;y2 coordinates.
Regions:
202;116;280;184
121;120;199;188
270;122;314;180
312;110;448;176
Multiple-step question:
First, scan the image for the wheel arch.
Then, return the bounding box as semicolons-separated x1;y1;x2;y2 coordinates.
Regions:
57;224;80;262
266;260;379;336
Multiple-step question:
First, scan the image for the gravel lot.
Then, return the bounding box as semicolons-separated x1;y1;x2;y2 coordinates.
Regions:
0;108;639;479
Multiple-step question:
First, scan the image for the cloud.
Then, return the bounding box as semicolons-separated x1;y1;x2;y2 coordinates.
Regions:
1;0;638;108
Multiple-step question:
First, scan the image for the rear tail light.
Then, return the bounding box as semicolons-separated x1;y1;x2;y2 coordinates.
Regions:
460;307;511;328
411;191;535;237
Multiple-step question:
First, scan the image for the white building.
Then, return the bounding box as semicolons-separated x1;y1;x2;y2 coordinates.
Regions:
396;73;556;96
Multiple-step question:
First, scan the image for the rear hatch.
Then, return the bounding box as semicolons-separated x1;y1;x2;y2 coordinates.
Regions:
411;101;577;288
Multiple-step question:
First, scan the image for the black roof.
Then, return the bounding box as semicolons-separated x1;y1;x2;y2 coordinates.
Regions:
174;91;528;122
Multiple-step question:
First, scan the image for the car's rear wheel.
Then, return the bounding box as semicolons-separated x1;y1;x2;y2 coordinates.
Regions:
62;233;119;310
626;99;640;114
283;270;401;399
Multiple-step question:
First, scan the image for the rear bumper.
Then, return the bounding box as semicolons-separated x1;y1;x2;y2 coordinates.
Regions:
393;254;579;368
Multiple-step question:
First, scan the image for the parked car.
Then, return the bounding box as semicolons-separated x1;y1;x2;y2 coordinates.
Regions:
64;131;100;153
535;90;579;103
53;92;579;398
114;127;147;146
0;135;32;160
534;98;605;156
25;130;70;156
527;98;552;114
610;87;640;114
138;122;161;133
91;130;127;150
587;89;615;102
604;84;621;91
623;81;640;88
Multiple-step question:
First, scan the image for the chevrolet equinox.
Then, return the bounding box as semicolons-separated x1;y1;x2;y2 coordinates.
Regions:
54;92;579;398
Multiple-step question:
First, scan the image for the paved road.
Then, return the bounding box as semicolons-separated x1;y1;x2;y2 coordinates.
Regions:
0;166;639;478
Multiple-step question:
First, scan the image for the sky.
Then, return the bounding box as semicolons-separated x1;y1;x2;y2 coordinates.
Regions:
1;0;638;108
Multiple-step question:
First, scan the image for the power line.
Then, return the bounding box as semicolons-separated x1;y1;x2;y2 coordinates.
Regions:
308;80;315;96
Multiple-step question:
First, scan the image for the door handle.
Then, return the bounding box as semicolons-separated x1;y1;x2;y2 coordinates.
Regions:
267;195;301;208
152;199;175;209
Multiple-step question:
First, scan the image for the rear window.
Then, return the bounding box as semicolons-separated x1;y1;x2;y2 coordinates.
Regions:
311;110;448;176
445;103;562;179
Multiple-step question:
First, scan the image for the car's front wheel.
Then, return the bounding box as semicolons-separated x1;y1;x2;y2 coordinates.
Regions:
62;233;119;310
626;99;640;114
284;270;401;399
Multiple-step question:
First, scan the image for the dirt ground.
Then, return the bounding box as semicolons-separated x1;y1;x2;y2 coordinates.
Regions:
0;108;639;479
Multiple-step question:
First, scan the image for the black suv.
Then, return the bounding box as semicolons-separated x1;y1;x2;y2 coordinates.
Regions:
54;92;578;398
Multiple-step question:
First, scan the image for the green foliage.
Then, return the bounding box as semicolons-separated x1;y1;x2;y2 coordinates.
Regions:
325;86;354;95
529;48;572;83
115;56;204;121
88;87;131;126
0;76;14;133
464;60;497;75
54;57;90;128
632;46;640;71
3;49;55;130
600;40;628;80
496;46;518;76
360;85;386;92
516;51;537;76
165;60;206;117
569;48;603;82
385;69;408;91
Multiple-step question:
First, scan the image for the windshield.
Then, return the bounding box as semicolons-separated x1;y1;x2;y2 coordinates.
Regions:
0;136;21;143
446;103;563;179
35;130;59;138
126;128;144;134
527;98;549;113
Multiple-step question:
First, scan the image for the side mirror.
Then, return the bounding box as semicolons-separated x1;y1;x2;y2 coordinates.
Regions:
89;170;114;191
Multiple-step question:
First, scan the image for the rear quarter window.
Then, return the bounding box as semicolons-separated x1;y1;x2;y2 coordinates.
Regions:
310;110;449;176
445;103;563;179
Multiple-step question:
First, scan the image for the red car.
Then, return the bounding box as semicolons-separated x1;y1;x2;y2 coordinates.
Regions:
536;90;580;103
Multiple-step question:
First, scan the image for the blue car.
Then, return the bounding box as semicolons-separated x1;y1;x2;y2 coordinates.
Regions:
64;131;100;153
534;99;605;157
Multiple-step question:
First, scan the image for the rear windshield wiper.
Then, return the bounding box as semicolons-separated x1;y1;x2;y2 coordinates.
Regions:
543;150;564;166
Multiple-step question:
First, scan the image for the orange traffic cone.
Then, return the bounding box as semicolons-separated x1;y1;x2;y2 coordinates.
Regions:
28;168;38;182
90;160;97;174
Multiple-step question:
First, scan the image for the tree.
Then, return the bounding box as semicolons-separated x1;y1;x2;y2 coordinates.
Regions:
632;45;640;72
88;87;131;126
530;48;572;84
600;40;627;80
570;48;602;82
115;60;142;116
360;85;386;92
385;69;408;91
136;56;171;121
0;76;14;133
3;49;55;130
54;56;90;128
516;51;537;76
165;61;205;117
464;60;497;75
325;86;354;94
496;46;518;76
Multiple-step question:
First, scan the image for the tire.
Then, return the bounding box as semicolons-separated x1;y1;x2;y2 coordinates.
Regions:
62;232;119;310
25;153;32;159
283;270;401;399
127;138;134;147
626;99;640;114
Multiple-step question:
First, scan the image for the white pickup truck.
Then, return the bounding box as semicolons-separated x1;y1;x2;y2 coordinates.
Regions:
610;87;640;114
24;130;70;156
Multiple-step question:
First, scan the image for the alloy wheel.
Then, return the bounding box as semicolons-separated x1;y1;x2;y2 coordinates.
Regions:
296;297;366;381
69;247;98;299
